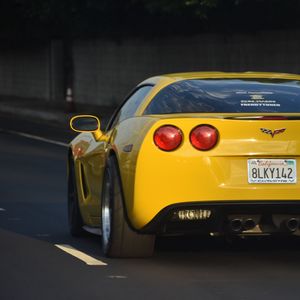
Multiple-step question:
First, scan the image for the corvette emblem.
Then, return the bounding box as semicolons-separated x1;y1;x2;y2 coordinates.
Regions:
260;128;286;138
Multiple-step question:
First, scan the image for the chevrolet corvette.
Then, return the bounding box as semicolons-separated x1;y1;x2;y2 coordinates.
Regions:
68;72;300;257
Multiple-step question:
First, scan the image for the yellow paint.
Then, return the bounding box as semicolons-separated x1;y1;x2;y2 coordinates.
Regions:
69;72;300;230
132;117;300;228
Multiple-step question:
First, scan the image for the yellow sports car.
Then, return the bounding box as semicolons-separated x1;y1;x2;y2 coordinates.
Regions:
68;72;300;257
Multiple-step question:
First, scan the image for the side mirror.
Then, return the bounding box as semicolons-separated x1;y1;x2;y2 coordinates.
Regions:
70;115;102;139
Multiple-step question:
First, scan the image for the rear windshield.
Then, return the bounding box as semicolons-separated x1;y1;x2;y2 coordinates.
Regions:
144;79;300;114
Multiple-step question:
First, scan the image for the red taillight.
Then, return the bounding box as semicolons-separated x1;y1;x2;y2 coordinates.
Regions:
154;125;183;151
190;125;218;151
260;116;288;120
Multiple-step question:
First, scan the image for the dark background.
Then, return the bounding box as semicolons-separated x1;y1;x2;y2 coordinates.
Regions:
2;0;300;38
0;0;300;122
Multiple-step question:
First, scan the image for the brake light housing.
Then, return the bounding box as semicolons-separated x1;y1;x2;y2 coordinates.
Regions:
190;125;219;151
154;125;183;151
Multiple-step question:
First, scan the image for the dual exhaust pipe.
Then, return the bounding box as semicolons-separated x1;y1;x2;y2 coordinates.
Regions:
229;216;300;233
229;218;257;233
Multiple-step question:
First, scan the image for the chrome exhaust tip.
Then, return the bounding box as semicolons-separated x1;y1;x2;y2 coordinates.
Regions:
285;218;300;232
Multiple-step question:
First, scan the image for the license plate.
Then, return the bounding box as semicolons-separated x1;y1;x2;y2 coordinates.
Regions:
247;159;297;184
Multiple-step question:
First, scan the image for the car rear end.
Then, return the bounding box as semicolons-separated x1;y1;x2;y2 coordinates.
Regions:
130;77;300;237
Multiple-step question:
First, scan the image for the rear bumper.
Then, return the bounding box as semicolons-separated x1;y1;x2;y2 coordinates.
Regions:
140;200;300;235
131;118;300;229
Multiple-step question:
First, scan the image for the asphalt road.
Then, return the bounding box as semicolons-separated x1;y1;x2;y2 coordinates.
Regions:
2;119;300;299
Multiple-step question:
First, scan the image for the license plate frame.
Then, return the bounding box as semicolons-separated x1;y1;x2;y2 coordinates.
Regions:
247;159;297;184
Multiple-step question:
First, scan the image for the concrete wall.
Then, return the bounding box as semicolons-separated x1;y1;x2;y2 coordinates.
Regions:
0;43;50;101
73;30;300;106
1;30;300;106
0;41;63;103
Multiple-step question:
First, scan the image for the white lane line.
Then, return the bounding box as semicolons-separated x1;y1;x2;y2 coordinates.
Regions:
0;208;6;211
0;129;68;147
55;244;107;266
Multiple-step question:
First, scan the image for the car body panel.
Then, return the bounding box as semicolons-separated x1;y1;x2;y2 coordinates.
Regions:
70;117;158;227
71;132;108;226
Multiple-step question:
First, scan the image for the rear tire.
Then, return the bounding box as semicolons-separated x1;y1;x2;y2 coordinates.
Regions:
101;156;155;258
68;158;84;236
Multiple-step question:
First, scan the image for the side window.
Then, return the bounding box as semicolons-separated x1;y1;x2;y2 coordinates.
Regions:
107;85;153;129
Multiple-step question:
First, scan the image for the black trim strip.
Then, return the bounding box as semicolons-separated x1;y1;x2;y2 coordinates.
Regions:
140;200;300;233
